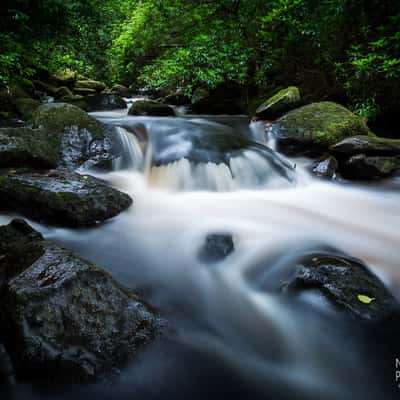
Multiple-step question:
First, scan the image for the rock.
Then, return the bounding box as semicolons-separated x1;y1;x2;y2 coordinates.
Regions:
340;154;400;180
73;87;97;97
54;86;74;101
128;100;176;117
276;102;371;155
283;250;400;322
75;94;127;112
198;234;235;263
75;80;106;93
33;80;58;96
255;86;301;120
0;219;163;382
32;103;119;169
311;156;338;179
0;127;59;168
163;93;190;106
0;343;15;384
110;84;130;98
0;169;132;226
51;69;77;88
330;135;400;157
191;88;210;104
14;98;40;120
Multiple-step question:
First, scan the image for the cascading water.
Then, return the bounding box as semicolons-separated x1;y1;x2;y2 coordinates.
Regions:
14;109;400;400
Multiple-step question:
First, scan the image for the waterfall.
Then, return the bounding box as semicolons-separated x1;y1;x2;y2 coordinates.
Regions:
112;126;144;170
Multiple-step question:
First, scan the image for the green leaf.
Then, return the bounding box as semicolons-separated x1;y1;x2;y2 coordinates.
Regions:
357;294;375;304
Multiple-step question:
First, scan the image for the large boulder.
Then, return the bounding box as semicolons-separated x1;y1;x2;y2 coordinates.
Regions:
0;127;59;169
50;69;77;88
32;103;119;169
340;154;400;180
128;100;176;117
74;80;106;94
0;169;132;226
283;250;400;322
275;102;371;155
0;219;163;383
255;86;301;120
110;84;130;98
330;135;400;157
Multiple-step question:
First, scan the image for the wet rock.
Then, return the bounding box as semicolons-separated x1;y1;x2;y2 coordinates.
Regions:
73;87;97;97
255;86;301;120
330;135;400;157
32;103;119;169
128;100;176;117
198;234;235;263
75;79;106;94
110;84;130;98
163;93;190;106
340;154;400;180
0;219;163;383
33;80;58;96
275;102;371;155
54;86;75;101
191;88;210;104
0;169;132;226
311;156;338;179
283;251;400;322
51;69;77;88
14;98;40;120
76;94;127;112
0;127;59;169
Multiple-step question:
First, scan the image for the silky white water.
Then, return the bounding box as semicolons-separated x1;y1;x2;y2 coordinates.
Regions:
6;112;400;399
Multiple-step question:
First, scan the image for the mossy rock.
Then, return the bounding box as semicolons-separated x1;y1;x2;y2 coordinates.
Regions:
0;127;59;168
276;101;372;154
128;100;176;117
32;103;119;169
0;169;133;226
51;69;77;88
54;86;74;100
33;80;58;96
73;87;97;96
75;79;106;93
110;84;130;97
14;98;40;120
65;94;127;112
255;86;301;120
0;219;163;382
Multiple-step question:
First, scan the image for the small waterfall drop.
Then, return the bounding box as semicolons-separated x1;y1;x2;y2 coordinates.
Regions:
112;126;144;170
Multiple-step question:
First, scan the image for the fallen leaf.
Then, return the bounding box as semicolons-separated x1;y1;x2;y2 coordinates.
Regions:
357;294;375;304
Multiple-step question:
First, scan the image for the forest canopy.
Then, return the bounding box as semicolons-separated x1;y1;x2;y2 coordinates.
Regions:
1;0;399;118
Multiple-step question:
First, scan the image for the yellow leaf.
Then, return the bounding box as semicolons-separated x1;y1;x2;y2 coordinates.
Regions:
82;175;89;180
357;294;375;304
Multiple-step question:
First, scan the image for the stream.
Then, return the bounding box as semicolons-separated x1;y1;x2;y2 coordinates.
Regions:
3;107;400;400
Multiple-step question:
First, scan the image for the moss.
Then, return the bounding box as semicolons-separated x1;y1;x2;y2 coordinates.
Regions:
279;101;372;147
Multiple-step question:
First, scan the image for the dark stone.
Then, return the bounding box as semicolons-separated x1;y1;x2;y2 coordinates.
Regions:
311;156;338;179
198;234;235;263
32;103;120;169
33;80;58;96
14;98;40;120
79;94;127;112
74;80;106;94
340;154;400;180
0;127;59;169
110;84;130;98
0;169;133;226
0;220;163;383
330;135;400;157
283;251;400;322
163;93;190;106
128;100;176;117
0;343;15;384
54;86;75;101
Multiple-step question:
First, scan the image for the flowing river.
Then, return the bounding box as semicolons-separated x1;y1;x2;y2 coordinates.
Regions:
4;107;400;400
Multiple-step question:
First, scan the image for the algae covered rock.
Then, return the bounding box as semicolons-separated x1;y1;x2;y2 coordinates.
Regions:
32;103;118;169
0;127;59;169
0;219;163;383
75;79;106;93
14;98;40;120
255;86;301;120
276;102;371;154
0;169;132;226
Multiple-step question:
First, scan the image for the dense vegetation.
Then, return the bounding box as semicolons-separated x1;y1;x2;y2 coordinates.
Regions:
1;0;399;119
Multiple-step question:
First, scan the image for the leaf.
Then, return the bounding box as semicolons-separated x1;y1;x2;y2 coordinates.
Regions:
357;294;375;304
82;175;89;180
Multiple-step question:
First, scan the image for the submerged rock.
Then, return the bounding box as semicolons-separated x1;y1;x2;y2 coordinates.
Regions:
32;103;118;169
198;233;235;263
340;154;400;180
0;127;59;169
330;135;400;157
0;219;163;383
128;100;176;117
276;102;371;155
283;251;400;322
0;169;132;226
255;86;301;120
311;156;338;179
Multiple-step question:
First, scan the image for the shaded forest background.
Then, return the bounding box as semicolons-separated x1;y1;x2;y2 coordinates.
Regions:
1;0;399;124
